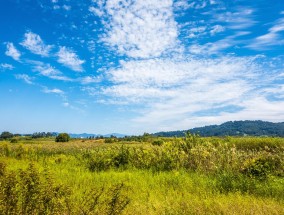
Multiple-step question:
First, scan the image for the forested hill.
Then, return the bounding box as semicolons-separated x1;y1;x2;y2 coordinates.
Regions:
153;121;284;137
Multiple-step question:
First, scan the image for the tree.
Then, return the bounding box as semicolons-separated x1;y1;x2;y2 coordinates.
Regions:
0;131;14;140
55;133;70;142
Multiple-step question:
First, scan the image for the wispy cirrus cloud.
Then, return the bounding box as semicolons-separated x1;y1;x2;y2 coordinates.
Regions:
93;0;179;58
189;31;250;55
248;18;284;50
0;63;14;71
80;76;102;84
89;6;104;17
210;25;225;35
57;46;85;72
99;55;283;132
174;0;211;11
42;87;64;95
20;31;53;57
104;56;258;102
5;42;21;61
15;74;34;84
214;7;256;30
30;61;72;81
174;0;195;11
189;38;233;55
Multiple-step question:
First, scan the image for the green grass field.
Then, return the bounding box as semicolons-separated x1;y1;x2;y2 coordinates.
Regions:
0;135;283;214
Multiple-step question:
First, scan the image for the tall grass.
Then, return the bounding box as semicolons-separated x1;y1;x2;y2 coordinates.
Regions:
0;136;283;214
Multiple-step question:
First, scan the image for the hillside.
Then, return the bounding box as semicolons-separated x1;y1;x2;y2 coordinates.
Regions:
153;120;284;137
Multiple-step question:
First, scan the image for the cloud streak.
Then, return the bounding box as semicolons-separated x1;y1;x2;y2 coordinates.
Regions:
20;32;53;57
15;74;34;84
248;18;284;50
42;87;64;95
57;46;85;72
30;61;72;81
0;63;14;71
100;55;283;132
5;43;21;61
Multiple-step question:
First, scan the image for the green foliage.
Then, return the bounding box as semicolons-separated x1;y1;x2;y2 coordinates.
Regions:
10;138;18;143
154;120;284;137
152;140;164;146
242;155;282;180
0;163;70;215
55;133;70;142
0;131;13;140
32;132;56;138
215;171;257;194
105;138;118;143
79;183;130;215
0;136;283;214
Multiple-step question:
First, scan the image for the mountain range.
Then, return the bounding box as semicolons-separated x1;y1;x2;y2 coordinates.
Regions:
153;120;284;137
69;133;126;138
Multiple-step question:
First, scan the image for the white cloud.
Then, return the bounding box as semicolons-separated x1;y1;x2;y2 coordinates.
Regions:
15;74;33;84
248;18;284;50
31;61;72;81
63;102;70;107
96;0;179;58
209;0;218;5
62;5;71;11
42;88;64;94
20;32;53;57
57;46;85;72
187;26;207;38
0;63;14;71
38;66;72;81
210;25;225;35
80;76;102;84
189;31;251;55
104;56;259;102
89;6;104;17
5;43;21;61
99;55;283;132
189;38;233;55
214;7;256;30
174;0;195;10
53;5;60;10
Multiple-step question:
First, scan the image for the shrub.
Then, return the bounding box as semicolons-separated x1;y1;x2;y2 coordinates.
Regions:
152;140;164;146
79;183;130;215
0;131;13;140
215;171;257;194
105;138;118;143
242;156;281;180
0;164;70;214
55;133;70;142
10;138;18;143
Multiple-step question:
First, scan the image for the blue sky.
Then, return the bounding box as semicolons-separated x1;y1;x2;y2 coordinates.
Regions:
0;0;284;135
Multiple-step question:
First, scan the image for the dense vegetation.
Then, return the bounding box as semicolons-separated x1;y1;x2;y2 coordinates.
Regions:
154;120;284;137
0;134;283;214
55;133;71;142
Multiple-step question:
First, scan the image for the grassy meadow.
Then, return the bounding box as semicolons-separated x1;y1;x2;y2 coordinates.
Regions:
0;134;283;214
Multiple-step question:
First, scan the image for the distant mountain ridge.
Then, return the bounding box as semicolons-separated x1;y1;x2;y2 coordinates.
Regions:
153;120;284;137
69;133;126;138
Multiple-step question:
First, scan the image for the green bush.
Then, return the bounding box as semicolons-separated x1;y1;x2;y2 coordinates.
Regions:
79;183;130;215
0;131;13;140
152;140;164;146
10;138;18;143
55;133;70;142
0;163;70;214
242;156;281;180
215;171;257;194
